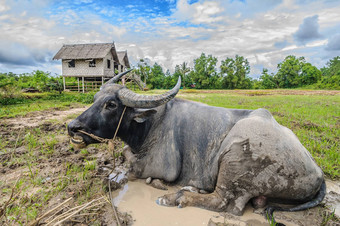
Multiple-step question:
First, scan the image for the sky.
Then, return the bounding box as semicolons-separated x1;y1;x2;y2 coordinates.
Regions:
0;0;340;78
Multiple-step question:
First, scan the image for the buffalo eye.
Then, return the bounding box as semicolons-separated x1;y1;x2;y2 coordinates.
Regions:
105;101;117;110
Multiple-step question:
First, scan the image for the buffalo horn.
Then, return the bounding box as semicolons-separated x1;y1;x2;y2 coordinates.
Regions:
118;76;181;108
107;69;133;84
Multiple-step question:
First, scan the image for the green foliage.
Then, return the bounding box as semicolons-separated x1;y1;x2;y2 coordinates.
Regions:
276;55;305;88
220;55;252;89
135;59;151;85
178;62;191;88
0;54;339;92
148;63;165;89
274;55;323;88
190;53;218;89
317;56;340;89
300;63;321;85
258;68;278;89
0;71;63;101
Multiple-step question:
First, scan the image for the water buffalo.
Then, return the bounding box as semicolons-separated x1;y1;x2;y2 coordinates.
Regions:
68;70;325;225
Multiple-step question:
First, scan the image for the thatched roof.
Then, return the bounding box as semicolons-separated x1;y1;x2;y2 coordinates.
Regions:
53;43;119;62
117;51;131;68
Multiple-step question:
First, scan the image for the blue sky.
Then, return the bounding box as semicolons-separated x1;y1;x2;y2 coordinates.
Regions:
0;0;340;78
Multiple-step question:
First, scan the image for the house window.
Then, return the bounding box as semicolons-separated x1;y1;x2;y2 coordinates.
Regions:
68;60;75;68
107;59;111;69
89;59;96;67
114;63;119;71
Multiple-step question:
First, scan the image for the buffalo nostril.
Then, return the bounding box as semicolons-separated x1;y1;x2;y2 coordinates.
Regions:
68;120;83;136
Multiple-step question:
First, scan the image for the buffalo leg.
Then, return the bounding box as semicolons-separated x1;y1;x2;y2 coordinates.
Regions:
157;190;227;212
213;139;255;216
156;140;254;214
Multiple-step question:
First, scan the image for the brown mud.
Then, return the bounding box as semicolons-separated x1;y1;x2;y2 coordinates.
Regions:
0;106;339;225
113;179;340;226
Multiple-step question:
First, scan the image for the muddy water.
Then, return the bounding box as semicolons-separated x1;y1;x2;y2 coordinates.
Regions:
113;180;295;226
325;180;340;217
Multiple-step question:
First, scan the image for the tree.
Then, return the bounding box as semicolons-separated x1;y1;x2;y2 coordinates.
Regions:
300;63;321;86
136;59;151;84
220;55;251;89
276;55;305;88
148;63;165;89
190;53;218;89
259;68;278;89
178;62;190;88
319;56;340;89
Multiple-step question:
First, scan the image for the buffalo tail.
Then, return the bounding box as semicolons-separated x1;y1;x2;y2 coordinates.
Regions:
265;179;326;226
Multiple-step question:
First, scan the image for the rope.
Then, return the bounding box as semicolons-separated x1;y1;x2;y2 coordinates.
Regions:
78;106;127;173
78;106;127;145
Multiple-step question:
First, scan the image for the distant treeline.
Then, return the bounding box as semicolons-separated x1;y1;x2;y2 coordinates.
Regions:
0;70;64;99
1;55;339;97
135;54;340;90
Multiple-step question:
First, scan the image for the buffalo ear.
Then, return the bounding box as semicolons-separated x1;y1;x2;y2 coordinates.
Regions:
133;109;157;123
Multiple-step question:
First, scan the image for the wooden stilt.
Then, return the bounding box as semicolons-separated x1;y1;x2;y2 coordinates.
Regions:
63;77;66;91
82;77;85;93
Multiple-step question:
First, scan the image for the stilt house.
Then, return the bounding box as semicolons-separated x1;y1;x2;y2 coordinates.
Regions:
53;42;130;92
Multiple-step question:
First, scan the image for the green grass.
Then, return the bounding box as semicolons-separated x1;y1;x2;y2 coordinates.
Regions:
0;92;94;118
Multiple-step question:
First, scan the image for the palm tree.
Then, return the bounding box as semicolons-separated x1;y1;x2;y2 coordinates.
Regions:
179;62;190;88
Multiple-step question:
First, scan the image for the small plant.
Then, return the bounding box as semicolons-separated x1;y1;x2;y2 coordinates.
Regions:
26;161;39;185
321;209;337;226
43;135;58;155
25;132;39;152
80;149;89;155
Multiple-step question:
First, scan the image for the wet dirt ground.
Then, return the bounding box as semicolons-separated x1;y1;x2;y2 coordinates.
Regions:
1;106;339;225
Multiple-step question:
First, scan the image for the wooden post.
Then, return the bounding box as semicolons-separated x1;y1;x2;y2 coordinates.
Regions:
82;77;85;93
77;77;80;92
63;77;66;91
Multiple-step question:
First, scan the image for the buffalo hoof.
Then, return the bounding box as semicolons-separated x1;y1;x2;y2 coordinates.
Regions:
145;177;152;184
156;191;184;207
151;179;168;190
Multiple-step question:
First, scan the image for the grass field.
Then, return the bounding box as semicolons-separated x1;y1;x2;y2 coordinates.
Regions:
0;89;339;225
0;92;95;118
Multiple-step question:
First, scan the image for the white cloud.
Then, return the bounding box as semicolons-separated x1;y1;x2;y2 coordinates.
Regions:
0;0;340;77
172;0;224;24
0;0;10;12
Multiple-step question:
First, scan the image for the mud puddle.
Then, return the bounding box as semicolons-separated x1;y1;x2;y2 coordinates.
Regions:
112;179;340;226
325;180;340;217
113;181;292;226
